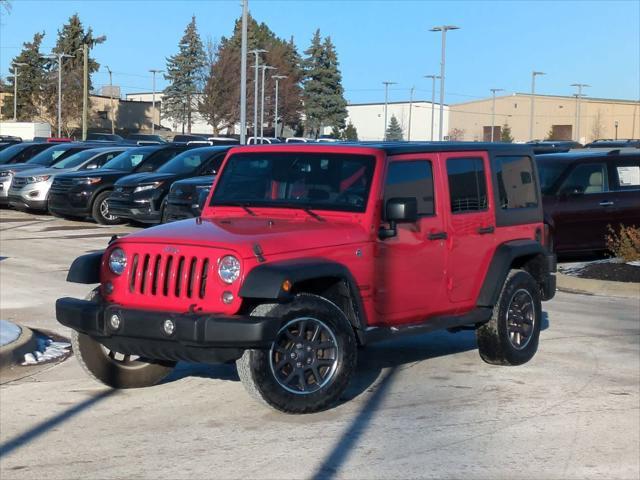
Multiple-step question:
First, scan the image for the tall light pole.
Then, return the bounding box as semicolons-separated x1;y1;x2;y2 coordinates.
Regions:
529;71;545;141
42;53;74;137
79;36;105;141
571;83;590;143
272;75;287;139
490;88;504;142
239;0;248;144
105;65;114;134
249;49;267;141
407;86;415;141
424;74;440;141
382;81;396;140
11;62;27;121
430;25;459;141
149;69;163;134
259;65;276;140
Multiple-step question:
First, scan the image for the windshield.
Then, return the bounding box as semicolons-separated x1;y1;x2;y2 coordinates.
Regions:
211;152;375;212
535;158;568;194
52;149;97;169
102;149;150;171
156;149;212;174
27;146;74;166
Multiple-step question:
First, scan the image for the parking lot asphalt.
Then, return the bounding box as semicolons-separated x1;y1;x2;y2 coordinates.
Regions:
1;209;639;479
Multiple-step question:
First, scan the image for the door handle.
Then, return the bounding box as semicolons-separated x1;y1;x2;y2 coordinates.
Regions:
599;201;614;207
428;231;448;240
477;226;495;234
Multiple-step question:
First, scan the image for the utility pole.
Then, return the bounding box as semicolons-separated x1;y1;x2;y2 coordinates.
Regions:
407;86;415;141
260;65;276;140
249;49;267;141
11;62;27;121
490;88;504;142
614;120;619;140
272;75;287;139
571;83;590;143
424;74;439;141
149;69;163;134
105;65;114;135
81;44;89;140
239;0;248;144
42;52;74;137
430;25;459;141
529;71;545;141
382;81;396;140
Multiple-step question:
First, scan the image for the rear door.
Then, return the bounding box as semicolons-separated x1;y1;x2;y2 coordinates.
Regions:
442;152;496;305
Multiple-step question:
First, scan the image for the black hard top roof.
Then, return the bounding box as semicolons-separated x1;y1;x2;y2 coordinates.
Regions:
536;148;639;162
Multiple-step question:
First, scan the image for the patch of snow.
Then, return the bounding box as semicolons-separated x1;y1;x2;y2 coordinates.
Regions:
21;335;71;365
558;258;623;276
0;320;22;347
627;260;640;267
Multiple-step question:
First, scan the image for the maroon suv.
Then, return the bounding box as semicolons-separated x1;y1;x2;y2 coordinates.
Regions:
535;149;640;255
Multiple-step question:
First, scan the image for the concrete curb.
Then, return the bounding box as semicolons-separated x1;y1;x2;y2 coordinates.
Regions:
556;273;640;299
0;323;38;369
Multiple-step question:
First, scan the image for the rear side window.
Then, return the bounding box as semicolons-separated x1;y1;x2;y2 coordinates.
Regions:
385;161;435;215
496;156;538;209
447;157;488;213
614;161;640;189
136;149;181;172
560;163;608;194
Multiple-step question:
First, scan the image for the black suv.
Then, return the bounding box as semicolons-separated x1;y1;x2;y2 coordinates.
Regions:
49;145;192;224
162;175;214;222
108;146;230;224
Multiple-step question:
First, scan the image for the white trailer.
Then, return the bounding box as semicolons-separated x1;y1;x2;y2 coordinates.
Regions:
0;122;52;141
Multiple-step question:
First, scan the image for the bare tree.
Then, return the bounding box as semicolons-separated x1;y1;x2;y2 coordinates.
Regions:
590;109;605;141
448;127;465;141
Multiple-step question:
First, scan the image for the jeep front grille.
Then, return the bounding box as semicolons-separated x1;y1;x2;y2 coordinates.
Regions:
128;253;210;299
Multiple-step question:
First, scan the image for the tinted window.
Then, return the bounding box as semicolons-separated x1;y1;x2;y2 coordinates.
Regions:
0;143;44;164
447;157;488;213
496;156;538;209
156;149;213;174
534;158;567;194
614;161;640;189
27;146;79;166
560;163;608;194
385;161;435;215
102;149;150;171
212;153;375;212
137;149;183;172
52;150;98;169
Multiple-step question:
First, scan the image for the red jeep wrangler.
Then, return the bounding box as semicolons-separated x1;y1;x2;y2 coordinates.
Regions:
57;143;556;413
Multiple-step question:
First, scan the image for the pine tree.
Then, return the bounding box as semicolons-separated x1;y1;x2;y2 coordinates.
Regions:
163;16;207;133
5;32;48;121
385;115;403;141
302;30;347;137
342;122;358;141
500;123;514;143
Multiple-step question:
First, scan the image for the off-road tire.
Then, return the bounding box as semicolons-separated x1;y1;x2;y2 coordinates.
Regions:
476;269;542;366
237;294;357;414
71;289;175;388
92;191;121;225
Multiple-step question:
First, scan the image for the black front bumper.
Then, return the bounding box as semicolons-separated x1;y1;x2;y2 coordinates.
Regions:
108;198;161;223
56;297;281;364
8;194;48;211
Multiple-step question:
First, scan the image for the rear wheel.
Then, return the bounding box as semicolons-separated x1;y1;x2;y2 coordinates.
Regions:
237;294;357;413
92;191;121;225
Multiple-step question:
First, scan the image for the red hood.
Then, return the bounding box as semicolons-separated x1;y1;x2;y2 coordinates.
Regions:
118;215;370;258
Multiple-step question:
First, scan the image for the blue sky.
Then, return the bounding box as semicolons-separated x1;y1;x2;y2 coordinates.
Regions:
1;0;639;105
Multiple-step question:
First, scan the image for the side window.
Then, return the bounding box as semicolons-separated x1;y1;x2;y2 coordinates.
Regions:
384;160;435;216
496;155;538;209
614;161;640;190
560;163;608;194
447;157;488;213
99;152;118;166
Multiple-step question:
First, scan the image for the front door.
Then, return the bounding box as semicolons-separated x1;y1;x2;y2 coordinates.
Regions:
374;154;448;325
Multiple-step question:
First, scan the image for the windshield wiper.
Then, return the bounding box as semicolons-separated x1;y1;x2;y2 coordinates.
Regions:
217;201;257;216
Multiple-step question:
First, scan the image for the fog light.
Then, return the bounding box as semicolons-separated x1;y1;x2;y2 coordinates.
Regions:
103;281;114;294
29;191;39;197
109;314;121;330
163;319;175;336
221;291;234;304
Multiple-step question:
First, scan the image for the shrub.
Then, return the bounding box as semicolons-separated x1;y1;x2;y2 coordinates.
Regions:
606;224;640;262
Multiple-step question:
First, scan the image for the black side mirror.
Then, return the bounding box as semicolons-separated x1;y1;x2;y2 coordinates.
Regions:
379;197;418;239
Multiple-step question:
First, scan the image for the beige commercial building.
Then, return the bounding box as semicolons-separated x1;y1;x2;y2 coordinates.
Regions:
449;93;640;144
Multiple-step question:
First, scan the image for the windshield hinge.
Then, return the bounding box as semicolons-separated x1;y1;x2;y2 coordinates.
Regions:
253;243;266;263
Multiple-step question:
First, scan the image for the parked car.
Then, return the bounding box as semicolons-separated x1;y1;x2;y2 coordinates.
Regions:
0;142;55;165
527;140;582;154
125;134;168;144
584;139;640;149
49;145;193;224
0;143;100;207
247;137;282;144
207;137;240;146
86;133;124;142
535;149;640;254
108;146;231;224
7;146;130;211
57;142;555;413
285;137;313;143
162;175;214;222
171;134;209;144
0;135;23;143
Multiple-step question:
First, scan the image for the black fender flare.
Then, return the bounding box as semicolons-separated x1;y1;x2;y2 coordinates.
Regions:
239;259;368;335
477;240;555;307
67;251;103;284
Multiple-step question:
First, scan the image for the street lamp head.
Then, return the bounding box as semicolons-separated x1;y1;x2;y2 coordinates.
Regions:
149;69;164;74
424;74;440;79
272;75;287;80
490;88;504;93
430;25;460;32
249;49;268;55
533;71;545;76
570;83;591;88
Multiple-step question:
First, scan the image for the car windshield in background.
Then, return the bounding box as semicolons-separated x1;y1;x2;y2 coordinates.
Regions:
535;158;567;194
156;149;211;174
211;153;375;212
102;149;149;171
26;146;71;166
0;143;34;163
52;150;97;169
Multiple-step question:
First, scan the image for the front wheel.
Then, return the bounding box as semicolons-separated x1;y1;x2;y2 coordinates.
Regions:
92;191;121;225
237;294;357;413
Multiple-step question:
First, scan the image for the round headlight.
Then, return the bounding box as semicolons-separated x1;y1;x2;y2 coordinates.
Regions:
108;248;127;275
218;255;240;284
